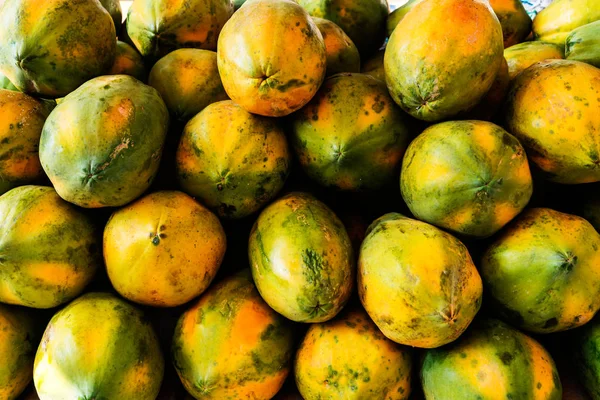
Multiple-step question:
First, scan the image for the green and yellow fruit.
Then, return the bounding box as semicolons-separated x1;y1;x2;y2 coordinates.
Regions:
504;41;564;80
532;0;600;46
574;316;600;399
460;57;510;121
100;0;123;33
312;18;360;76
565;21;600;68
108;41;147;82
386;0;423;37
0;73;17;91
490;0;532;48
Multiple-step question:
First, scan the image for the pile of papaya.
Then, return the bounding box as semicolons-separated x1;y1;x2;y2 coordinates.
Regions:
0;0;599;398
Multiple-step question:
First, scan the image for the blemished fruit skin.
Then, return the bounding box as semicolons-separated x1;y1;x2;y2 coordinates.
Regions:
401;120;533;238
482;208;600;334
108;41;148;82
295;308;412;400
0;0;116;98
0;73;18;91
0;186;100;309
290;73;412;191
176;100;290;219
104;191;226;307
126;0;234;61
532;0;600;46
384;0;504;122
358;213;483;348
0;90;53;195
490;0;532;48
504;59;600;184
574;316;600;399
421;319;563;400
217;0;326;117
34;292;164;400
172;270;295;400
248;192;354;323
312;18;360;76
100;0;122;33
298;0;389;57
149;49;228;121
0;305;41;400
361;50;385;83
504;41;564;81
39;75;169;208
565;21;600;68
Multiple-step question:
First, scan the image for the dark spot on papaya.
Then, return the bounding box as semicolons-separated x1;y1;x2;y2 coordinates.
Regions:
217;183;223;191
9;124;14;129
537;382;542;389
16;122;23;129
263;157;268;162
159;233;167;239
543;318;558;329
296;22;300;26
152;236;160;246
0;137;9;144
104;85;111;90
345;320;357;328
499;352;514;365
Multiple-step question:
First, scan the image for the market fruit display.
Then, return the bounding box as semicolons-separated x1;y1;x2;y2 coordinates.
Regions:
108;41;148;82
504;41;564;80
421;319;562;399
295;307;412;399
33;292;164;399
358;213;483;348
290;73;412;191
574;316;600;399
312;18;361;76
490;0;532;47
532;0;600;45
176;100;290;219
0;0;116;97
172;271;295;400
565;21;600;67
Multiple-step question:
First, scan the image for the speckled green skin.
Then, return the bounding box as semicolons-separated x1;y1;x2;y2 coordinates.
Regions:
386;0;423;36
422;319;562;400
108;41;147;82
566;21;600;68
34;293;164;400
0;186;101;308
0;0;116;97
361;50;385;83
482;208;600;333
40;75;169;208
99;0;122;33
126;0;234;61
298;0;389;57
574;316;600;399
401;120;532;238
290;73;412;191
249;192;354;323
312;18;360;76
0;73;18;91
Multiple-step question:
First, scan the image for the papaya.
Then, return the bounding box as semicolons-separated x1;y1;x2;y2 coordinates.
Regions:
421;319;562;400
482;208;600;333
0;305;41;400
234;0;246;9
401;120;532;238
104;191;226;307
108;41;148;82
532;0;600;46
386;0;423;37
504;41;564;80
312;18;360;76
100;0;122;33
565;21;600;68
172;271;295;400
0;186;100;308
295;307;412;399
0;73;17;91
290;73;412;191
248;192;354;323
460;57;510;121
176;100;290;219
298;0;389;57
149;49;228;122
0;90;53;195
34;292;164;400
358;213;483;348
490;0;532;48
384;0;504;121
0;0;116;97
361;50;385;83
504;59;600;184
126;0;234;61
574;316;600;399
39;75;169;208
217;0;326;117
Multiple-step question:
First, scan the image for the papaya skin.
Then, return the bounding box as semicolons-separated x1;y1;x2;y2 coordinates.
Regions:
532;0;600;46
565;21;600;68
108;41;147;82
312;18;360;76
490;0;532;48
504;41;564;81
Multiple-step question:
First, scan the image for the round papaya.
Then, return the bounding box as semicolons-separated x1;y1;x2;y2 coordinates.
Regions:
421;319;562;400
459;57;510;121
108;41;148;82
358;213;483;348
504;59;600;184
574;316;600;399
0;90;53;195
0;73;18;91
295;307;412;399
504;41;564;81
248;192;354;323
532;0;600;46
490;0;532;48
384;0;504;121
104;191;226;307
217;0;326;117
312;18;360;76
0;186;100;308
149;49;228;121
298;0;389;57
401;120;533;238
565;21;600;68
40;75;169;208
34;292;164;400
176;100;290;219
126;0;234;61
386;0;423;37
0;305;41;400
361;50;385;82
290;73;412;191
100;0;122;33
172;270;295;400
0;0;116;97
482;208;600;333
